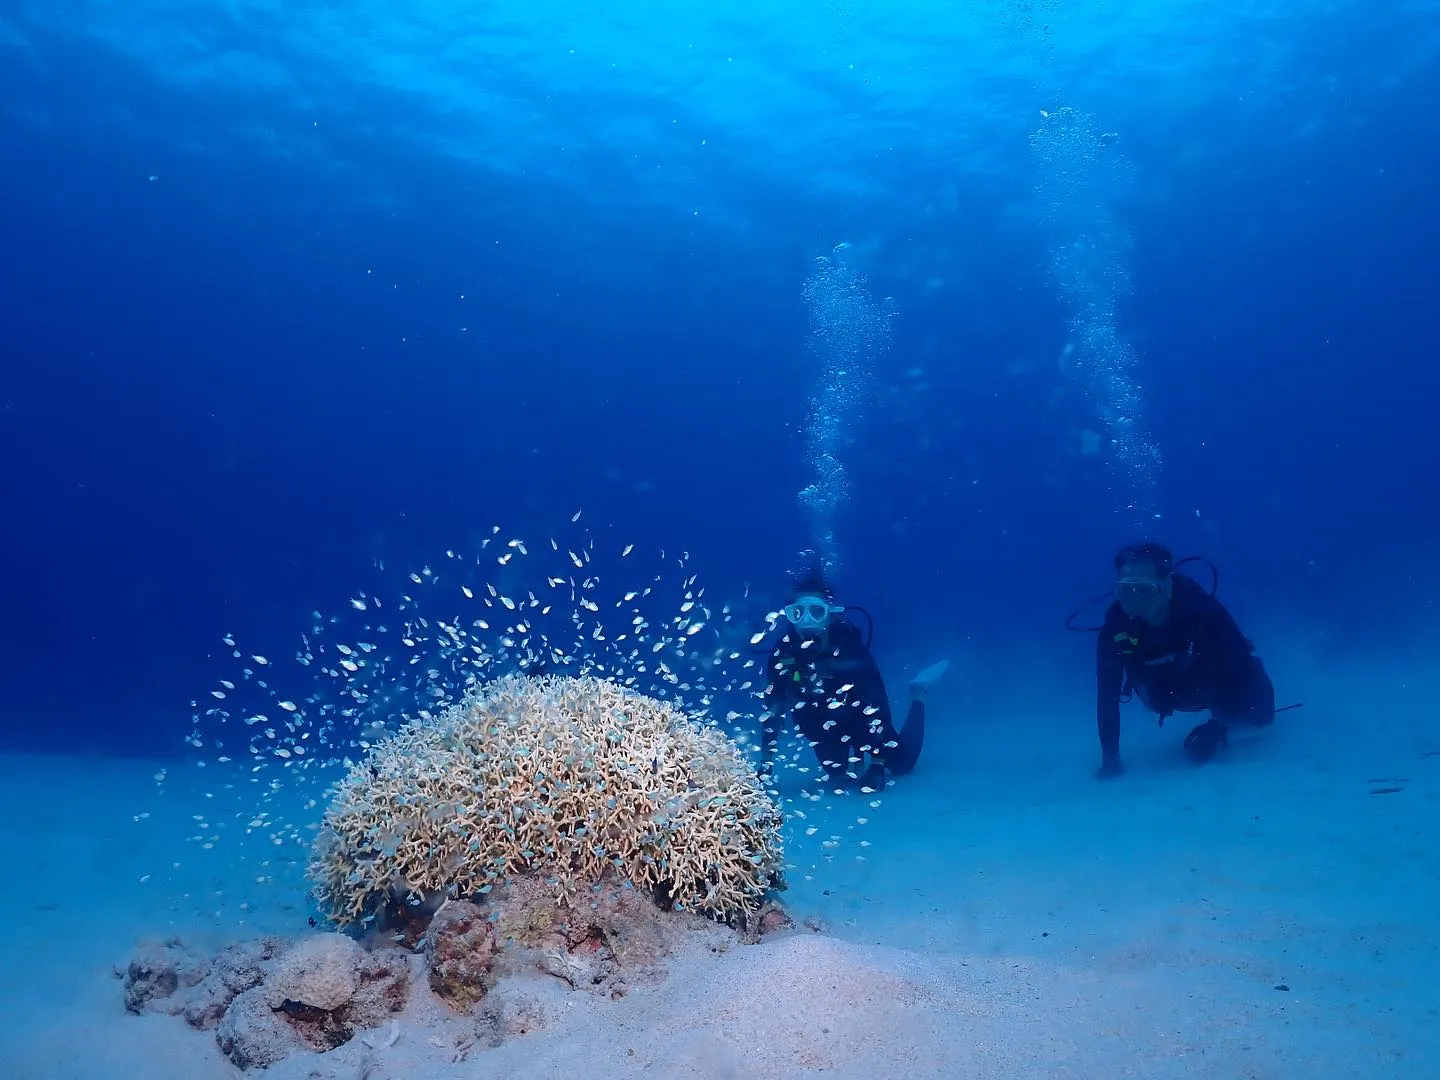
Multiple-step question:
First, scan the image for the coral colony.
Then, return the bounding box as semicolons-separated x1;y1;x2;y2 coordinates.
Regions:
126;518;870;1069
309;674;785;929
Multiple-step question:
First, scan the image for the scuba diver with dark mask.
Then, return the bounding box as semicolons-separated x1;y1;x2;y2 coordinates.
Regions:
1084;541;1278;778
759;554;938;790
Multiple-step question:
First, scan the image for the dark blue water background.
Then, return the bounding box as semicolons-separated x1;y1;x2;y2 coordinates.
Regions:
2;2;1436;756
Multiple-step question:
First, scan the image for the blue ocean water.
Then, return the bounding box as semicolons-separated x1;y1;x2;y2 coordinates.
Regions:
5;6;1440;1078
1;1;1437;762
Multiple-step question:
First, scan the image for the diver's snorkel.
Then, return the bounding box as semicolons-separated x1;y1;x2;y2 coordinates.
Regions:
844;604;876;650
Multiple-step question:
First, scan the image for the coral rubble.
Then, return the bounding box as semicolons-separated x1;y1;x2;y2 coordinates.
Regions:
123;874;793;1071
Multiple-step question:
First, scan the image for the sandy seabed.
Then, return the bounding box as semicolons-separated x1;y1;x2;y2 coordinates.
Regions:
2;660;1436;1079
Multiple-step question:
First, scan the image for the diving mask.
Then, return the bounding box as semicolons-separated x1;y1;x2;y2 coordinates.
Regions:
784;594;842;631
1115;575;1169;621
1115;578;1163;604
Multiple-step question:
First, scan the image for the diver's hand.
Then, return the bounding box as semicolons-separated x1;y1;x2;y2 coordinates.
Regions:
1096;755;1126;780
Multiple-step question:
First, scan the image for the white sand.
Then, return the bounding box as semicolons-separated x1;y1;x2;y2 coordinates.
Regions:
3;656;1436;1079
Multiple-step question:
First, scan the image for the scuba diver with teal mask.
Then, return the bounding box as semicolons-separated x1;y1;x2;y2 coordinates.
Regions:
760;552;935;790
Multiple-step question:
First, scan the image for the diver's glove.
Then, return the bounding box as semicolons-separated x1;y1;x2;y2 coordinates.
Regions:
1096;752;1125;780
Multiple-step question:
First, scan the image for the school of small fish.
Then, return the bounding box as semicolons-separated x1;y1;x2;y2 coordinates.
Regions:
146;515;885;918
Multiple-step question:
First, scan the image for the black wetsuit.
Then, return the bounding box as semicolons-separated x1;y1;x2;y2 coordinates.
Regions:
1097;573;1274;760
762;618;924;785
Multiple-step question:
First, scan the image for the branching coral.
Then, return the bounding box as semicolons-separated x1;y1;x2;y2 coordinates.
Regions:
307;674;783;929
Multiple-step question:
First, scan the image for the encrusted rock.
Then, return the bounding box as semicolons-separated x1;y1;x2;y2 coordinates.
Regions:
474;985;553;1046
743;900;796;944
126;932;410;1070
485;873;701;999
217;986;306;1070
265;933;363;1012
346;948;412;1029
426;900;498;1010
215;939;282;995
255;935;408;1056
423;875;699;1017
122;936;284;1029
122;938;209;1015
